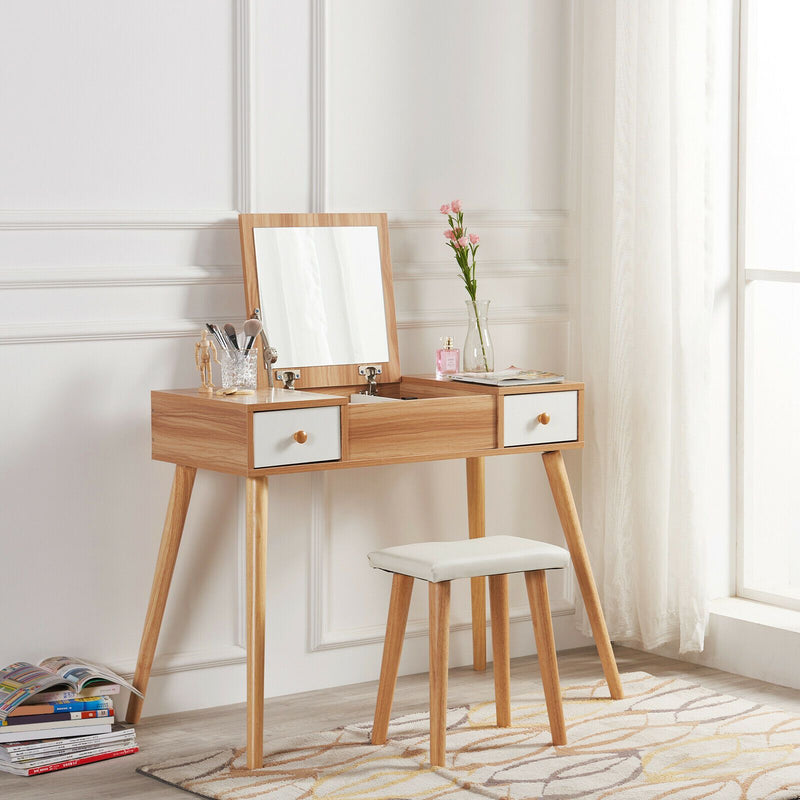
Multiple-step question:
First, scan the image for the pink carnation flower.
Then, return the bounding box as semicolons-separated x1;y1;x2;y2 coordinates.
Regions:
469;233;480;245
451;199;463;213
444;229;456;240
457;236;468;247
439;203;451;215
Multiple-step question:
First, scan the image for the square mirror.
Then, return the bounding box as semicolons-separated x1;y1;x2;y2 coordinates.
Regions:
239;213;400;390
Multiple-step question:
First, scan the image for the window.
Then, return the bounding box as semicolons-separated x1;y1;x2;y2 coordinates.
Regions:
739;0;800;608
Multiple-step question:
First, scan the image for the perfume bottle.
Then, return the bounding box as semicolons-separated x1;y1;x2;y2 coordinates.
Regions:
435;336;460;377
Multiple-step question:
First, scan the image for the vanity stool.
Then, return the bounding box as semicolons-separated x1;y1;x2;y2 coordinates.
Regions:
368;535;570;767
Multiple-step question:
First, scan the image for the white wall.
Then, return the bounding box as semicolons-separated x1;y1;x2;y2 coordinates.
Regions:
0;0;587;717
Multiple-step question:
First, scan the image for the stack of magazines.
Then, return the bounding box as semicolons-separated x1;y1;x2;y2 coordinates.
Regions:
0;728;137;776
0;657;142;776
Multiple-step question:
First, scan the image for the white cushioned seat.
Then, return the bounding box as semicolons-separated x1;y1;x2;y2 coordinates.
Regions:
368;535;570;583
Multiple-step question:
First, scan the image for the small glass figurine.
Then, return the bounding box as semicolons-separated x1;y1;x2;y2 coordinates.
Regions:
195;330;220;393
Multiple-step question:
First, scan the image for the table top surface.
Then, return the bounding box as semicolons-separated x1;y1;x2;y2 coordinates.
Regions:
153;377;584;407
153;386;349;406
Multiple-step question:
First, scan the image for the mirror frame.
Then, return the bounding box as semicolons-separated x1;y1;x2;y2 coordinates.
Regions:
239;212;401;390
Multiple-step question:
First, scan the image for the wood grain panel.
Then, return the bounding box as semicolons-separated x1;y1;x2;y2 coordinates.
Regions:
151;392;250;475
156;387;346;411
402;376;585;396
151;390;346;475
150;384;581;478
347;396;495;461
246;440;584;476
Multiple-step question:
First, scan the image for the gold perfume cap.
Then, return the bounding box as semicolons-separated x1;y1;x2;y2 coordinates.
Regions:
443;336;454;349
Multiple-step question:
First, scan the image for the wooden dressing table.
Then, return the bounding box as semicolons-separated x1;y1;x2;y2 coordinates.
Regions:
124;213;622;770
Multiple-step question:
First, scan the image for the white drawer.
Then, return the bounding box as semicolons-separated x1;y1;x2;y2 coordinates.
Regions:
503;391;578;447
253;406;341;468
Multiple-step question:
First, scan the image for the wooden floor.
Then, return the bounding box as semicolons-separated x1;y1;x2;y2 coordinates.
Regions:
4;645;800;798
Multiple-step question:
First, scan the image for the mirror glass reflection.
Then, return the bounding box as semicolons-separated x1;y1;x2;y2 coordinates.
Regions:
253;226;389;368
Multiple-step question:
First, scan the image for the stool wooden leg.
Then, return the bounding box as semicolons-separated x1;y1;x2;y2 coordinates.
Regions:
525;571;566;746
428;581;451;767
245;476;269;770
372;574;414;745
466;457;487;672
488;574;511;727
125;464;196;724
541;450;624;700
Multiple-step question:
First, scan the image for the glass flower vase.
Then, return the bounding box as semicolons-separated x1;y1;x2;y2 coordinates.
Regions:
463;299;494;373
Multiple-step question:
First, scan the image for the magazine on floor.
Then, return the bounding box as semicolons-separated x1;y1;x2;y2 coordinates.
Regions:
0;657;141;722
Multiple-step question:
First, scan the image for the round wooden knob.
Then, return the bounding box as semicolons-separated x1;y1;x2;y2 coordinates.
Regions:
537;412;551;425
293;430;308;444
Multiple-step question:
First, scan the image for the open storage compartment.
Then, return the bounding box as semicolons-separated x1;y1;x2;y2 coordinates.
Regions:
336;378;497;460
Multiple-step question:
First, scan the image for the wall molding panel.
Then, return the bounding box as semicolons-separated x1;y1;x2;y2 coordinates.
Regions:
312;602;577;652
388;210;569;230
0;210;240;231
110;644;247;681
393;259;568;281
0;1;252;232
235;478;248;651
396;306;569;329
0;317;229;345
310;0;328;213
235;0;256;213
308;473;329;652
0;265;241;290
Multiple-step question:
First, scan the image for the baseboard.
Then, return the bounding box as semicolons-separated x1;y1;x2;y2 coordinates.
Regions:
635;597;800;693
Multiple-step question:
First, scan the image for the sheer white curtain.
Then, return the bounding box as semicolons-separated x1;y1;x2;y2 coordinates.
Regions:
576;0;726;652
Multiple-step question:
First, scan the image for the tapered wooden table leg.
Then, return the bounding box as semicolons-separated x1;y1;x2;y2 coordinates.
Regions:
541;450;623;700
125;465;197;724
246;476;269;770
466;457;486;671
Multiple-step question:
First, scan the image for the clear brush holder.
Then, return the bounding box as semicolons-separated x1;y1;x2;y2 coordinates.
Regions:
220;350;258;390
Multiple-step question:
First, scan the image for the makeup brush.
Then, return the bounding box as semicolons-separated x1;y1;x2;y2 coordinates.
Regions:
206;323;229;352
243;318;263;353
223;323;240;351
212;323;231;351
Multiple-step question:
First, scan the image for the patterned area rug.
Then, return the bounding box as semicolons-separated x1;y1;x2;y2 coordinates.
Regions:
138;671;800;799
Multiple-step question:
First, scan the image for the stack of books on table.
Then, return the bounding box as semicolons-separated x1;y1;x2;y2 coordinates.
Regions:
448;367;565;386
0;657;142;776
